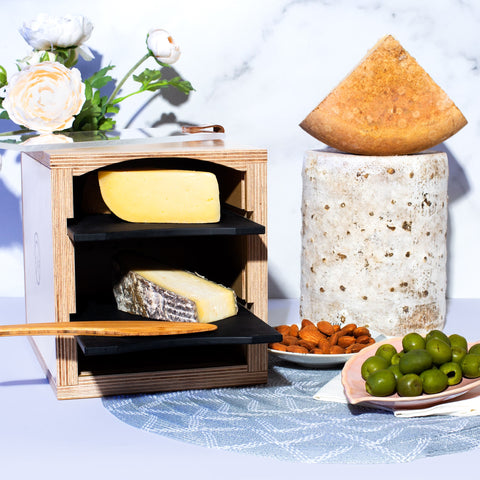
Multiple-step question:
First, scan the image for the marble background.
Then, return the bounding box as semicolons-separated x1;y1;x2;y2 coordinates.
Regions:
0;0;479;300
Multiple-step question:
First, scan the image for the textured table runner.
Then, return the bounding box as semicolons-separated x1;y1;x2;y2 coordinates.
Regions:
103;357;480;463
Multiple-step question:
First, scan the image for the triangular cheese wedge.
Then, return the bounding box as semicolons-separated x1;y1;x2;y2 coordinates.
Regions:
300;35;467;155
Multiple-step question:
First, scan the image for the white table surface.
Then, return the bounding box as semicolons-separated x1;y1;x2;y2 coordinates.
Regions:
1;297;480;479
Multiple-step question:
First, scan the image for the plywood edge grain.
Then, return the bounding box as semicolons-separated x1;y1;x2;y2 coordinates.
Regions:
45;145;267;175
56;366;268;399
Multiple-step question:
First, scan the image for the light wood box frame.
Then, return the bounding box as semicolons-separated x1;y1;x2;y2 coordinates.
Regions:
21;142;268;399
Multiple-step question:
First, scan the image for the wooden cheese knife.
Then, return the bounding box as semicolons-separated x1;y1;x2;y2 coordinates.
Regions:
0;320;217;337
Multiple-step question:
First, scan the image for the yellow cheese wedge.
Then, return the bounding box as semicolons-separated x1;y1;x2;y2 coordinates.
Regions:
98;169;221;223
136;268;238;323
113;256;238;323
300;35;467;155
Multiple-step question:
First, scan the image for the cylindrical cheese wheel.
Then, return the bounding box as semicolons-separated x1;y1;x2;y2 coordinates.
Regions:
300;150;448;336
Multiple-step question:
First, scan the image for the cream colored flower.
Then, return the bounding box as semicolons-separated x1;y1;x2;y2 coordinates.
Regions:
21;133;74;145
147;29;181;64
3;61;85;133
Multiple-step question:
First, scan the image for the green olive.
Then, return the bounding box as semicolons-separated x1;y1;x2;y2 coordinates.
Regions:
461;353;480;379
388;364;403;383
426;338;452;366
402;332;426;352
399;349;433;375
469;344;480;355
390;351;404;365
439;361;463;386
420;368;448;394
397;373;423;397
375;344;398;364
425;329;451;346
451;346;467;364
361;355;389;380
449;334;468;351
365;369;397;397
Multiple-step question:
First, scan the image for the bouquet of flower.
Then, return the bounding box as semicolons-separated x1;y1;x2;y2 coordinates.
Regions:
0;13;194;135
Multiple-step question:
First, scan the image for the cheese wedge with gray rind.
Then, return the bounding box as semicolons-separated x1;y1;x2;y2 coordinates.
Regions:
300;150;448;336
113;263;238;323
300;35;467;155
98;169;221;223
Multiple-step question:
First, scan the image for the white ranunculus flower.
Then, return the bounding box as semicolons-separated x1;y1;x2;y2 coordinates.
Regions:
147;29;181;64
17;50;56;70
20;13;93;50
3;61;86;133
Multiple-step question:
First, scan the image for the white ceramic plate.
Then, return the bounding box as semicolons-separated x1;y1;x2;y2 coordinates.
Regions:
342;336;480;409
268;329;386;368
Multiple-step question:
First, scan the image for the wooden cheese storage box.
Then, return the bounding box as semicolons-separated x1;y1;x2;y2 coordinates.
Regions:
20;138;274;399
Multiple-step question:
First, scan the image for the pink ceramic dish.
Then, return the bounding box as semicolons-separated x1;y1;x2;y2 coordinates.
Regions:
341;336;480;410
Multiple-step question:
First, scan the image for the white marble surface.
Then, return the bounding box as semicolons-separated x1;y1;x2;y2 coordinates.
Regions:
0;0;479;299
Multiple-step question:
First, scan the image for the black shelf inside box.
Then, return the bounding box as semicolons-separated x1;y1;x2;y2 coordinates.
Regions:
72;301;281;357
67;208;265;243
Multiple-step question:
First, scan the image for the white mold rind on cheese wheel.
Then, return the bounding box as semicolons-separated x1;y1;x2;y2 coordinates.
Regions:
300;149;448;336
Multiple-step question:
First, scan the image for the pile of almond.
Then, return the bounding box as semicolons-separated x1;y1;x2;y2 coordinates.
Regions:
269;319;375;355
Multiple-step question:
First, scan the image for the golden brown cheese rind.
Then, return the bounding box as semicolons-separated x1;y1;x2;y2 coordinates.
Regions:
300;35;467;155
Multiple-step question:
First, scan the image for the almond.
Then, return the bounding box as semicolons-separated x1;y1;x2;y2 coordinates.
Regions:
269;342;288;351
329;331;342;346
346;343;368;353
289;324;299;337
356;334;372;344
330;345;346;354
337;335;356;348
316;320;335;336
282;335;298;346
317;337;331;353
298;339;317;350
340;323;357;336
299;325;324;344
353;326;370;338
301;318;316;329
275;325;290;336
286;345;309;354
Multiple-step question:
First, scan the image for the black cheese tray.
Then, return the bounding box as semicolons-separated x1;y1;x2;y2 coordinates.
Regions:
72;301;281;356
67;208;264;243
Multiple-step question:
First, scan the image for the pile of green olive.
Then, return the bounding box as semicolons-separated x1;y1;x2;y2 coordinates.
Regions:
361;329;480;397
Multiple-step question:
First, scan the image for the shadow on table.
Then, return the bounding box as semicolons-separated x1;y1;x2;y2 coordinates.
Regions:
0;377;48;387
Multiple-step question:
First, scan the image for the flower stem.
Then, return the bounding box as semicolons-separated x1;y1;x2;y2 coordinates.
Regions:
114;80;169;104
106;52;152;105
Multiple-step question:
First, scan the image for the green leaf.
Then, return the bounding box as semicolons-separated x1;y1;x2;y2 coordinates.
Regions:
39;51;51;62
86;65;115;89
0;110;10;120
0;65;7;87
105;105;120;114
98;118;116;131
133;68;163;88
84;81;93;101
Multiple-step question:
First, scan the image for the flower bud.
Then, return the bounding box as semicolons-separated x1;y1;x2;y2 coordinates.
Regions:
147;29;181;64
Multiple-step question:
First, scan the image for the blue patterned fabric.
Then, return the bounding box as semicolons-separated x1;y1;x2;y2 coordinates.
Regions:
102;357;480;463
